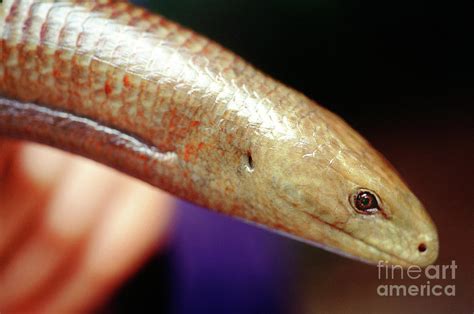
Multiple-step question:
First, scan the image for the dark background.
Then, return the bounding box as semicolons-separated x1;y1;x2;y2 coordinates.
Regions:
103;1;473;313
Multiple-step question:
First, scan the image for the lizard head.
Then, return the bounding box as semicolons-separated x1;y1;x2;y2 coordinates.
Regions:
253;104;439;267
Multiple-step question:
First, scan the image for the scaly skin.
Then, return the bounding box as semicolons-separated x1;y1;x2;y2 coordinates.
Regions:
0;0;438;266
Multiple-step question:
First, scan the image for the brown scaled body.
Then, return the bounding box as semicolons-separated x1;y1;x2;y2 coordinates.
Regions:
0;0;438;266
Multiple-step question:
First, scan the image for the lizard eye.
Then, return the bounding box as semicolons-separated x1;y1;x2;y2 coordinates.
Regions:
351;190;379;214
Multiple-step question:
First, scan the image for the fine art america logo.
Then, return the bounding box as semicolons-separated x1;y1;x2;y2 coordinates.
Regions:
377;260;457;297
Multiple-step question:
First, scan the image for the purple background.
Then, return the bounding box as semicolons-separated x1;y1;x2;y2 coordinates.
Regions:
168;201;294;314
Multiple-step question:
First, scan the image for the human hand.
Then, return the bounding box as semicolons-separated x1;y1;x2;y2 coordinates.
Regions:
0;139;174;312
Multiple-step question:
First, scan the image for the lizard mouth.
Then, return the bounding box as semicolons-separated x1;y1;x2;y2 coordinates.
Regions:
300;210;417;267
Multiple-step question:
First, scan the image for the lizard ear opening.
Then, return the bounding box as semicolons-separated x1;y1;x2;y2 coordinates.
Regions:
246;151;254;170
241;151;254;173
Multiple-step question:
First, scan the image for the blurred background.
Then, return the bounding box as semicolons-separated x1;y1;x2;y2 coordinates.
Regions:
103;0;473;313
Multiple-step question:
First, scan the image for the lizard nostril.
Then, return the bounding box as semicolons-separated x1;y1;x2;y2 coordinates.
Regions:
418;243;427;253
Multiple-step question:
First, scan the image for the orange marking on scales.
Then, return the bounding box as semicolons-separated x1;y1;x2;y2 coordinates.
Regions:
183;143;194;162
104;81;112;95
169;108;178;130
183;142;205;162
190;120;201;128
123;75;131;87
